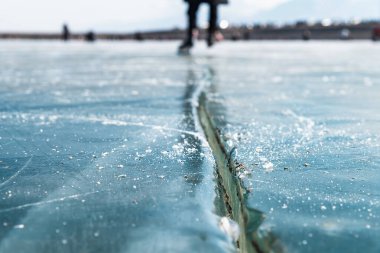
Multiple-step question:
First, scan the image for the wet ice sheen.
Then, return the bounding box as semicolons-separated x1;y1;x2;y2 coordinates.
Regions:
0;41;235;253
206;42;380;253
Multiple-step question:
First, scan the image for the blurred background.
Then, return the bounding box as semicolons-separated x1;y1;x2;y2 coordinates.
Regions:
1;0;380;40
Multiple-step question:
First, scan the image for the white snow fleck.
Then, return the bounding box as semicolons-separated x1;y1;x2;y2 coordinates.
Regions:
219;217;240;242
263;161;274;172
14;224;25;229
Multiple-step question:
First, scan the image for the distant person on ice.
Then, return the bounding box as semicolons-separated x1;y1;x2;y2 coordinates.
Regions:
179;0;228;52
62;24;70;41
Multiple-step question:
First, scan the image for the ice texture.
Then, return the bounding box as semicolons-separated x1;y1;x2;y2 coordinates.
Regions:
206;42;380;253
0;41;234;253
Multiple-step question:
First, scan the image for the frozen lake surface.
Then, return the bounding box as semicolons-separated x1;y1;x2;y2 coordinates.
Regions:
204;41;380;252
0;41;234;253
0;41;379;253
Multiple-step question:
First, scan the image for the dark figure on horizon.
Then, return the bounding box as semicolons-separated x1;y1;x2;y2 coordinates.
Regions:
179;0;228;52
62;24;70;41
85;31;96;42
302;30;311;41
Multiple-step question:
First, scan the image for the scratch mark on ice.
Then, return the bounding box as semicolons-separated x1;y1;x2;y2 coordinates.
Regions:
0;156;33;189
0;191;101;213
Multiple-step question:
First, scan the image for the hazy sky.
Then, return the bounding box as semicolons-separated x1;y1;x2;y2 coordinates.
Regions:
1;0;379;32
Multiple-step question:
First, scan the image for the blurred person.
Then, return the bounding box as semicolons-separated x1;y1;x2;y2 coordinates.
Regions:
179;0;228;52
62;24;70;41
302;29;311;41
85;31;96;42
372;26;380;41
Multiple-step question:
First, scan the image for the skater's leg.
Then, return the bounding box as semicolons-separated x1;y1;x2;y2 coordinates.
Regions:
180;1;200;51
207;2;218;47
187;1;201;44
179;1;201;52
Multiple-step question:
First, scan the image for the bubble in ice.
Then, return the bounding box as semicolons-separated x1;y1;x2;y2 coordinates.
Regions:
62;239;68;245
117;164;124;168
320;205;327;211
117;174;127;179
14;224;25;229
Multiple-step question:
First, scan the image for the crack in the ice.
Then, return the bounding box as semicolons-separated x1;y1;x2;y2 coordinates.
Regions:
0;190;101;213
0;156;33;189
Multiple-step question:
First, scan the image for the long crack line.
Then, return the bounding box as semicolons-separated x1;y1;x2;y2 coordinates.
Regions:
192;69;281;253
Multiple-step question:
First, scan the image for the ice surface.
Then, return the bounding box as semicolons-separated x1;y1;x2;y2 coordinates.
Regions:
0;41;234;253
1;40;380;253
205;42;380;253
